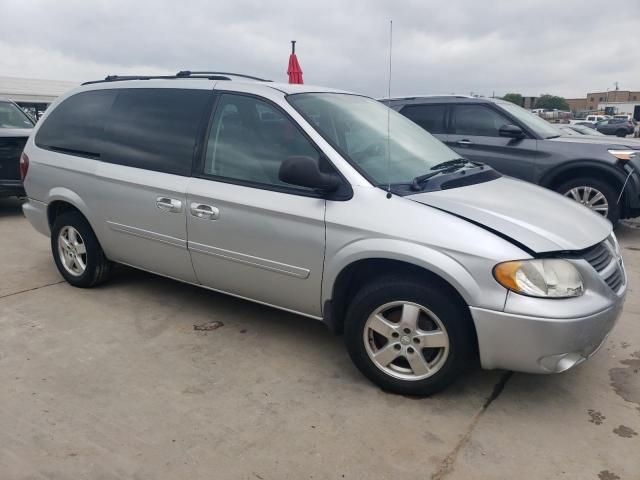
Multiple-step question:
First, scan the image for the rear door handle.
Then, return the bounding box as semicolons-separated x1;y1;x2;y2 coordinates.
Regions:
190;203;220;220
457;139;472;146
156;197;183;213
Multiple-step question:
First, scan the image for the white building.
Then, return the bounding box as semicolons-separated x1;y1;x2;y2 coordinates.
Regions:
598;101;640;118
0;76;77;119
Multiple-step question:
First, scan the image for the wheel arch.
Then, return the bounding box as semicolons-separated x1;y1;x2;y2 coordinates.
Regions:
540;160;629;214
322;240;481;336
46;188;94;230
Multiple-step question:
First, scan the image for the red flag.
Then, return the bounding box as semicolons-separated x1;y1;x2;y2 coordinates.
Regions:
287;40;303;84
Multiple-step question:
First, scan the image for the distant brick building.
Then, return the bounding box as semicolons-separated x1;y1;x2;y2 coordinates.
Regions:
566;90;640;114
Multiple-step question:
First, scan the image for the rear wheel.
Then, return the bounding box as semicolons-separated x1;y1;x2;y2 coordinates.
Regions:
344;276;474;396
51;211;112;287
616;129;627;137
558;177;620;224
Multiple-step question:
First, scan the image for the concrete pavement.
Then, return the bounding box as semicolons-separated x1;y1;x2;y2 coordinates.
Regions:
0;197;638;479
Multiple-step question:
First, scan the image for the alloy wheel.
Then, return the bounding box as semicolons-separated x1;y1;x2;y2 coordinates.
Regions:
565;186;609;218
57;226;87;276
363;301;450;381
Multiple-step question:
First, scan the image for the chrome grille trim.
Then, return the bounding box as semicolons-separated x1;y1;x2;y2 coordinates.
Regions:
581;237;626;294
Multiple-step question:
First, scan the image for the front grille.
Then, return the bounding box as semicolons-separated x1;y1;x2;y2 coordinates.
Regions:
580;238;625;293
605;269;624;292
583;242;612;272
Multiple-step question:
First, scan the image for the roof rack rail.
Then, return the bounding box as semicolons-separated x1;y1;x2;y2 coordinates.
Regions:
82;71;271;86
176;71;271;82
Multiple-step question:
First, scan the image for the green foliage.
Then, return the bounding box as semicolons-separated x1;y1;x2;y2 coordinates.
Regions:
534;94;570;111
501;93;523;106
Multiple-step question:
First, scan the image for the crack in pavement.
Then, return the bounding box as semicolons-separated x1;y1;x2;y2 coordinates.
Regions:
0;280;65;301
431;371;513;480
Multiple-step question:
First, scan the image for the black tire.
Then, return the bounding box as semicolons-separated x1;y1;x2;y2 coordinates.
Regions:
51;211;112;287
556;177;620;224
616;129;627;138
344;276;474;396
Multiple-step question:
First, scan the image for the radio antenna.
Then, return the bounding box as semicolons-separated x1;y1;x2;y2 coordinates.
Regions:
385;20;393;199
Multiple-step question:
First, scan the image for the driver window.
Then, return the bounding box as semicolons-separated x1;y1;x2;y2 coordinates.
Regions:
452;105;509;137
204;93;321;189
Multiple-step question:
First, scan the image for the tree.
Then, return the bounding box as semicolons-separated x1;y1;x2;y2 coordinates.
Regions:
502;93;523;106
534;94;570;111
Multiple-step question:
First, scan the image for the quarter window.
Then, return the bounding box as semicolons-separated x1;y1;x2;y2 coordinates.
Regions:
400;104;447;134
451;105;509;137
204;93;321;189
35;90;117;157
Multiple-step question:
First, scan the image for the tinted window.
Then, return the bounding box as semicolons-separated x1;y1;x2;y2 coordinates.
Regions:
204;93;321;190
103;89;210;176
400;104;447;133
35;90;117;157
452;105;509;137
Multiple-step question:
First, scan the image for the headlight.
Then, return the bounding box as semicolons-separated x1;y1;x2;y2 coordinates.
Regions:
608;149;636;161
493;259;584;298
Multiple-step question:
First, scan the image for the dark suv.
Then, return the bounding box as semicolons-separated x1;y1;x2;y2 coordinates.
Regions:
385;96;640;223
596;118;635;137
0;98;34;197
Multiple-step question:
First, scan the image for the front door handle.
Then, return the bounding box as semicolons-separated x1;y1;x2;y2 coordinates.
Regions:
156;197;183;213
457;139;472;146
190;203;220;220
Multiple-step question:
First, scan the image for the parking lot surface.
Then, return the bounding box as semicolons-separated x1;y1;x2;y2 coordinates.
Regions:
1;198;639;480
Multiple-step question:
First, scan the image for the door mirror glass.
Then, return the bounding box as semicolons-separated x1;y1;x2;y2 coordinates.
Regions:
498;124;525;138
279;156;340;192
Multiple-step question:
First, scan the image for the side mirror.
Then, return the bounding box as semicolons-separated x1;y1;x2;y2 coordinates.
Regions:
279;156;341;192
499;124;526;138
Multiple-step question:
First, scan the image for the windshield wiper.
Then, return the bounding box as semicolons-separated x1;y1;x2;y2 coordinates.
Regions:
410;158;484;191
429;158;468;170
546;134;561;139
410;167;461;191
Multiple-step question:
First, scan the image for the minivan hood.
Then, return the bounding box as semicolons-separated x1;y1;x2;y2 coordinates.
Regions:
408;177;611;253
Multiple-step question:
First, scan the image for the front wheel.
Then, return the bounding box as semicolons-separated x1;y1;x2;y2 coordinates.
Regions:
344;276;474;396
557;177;620;224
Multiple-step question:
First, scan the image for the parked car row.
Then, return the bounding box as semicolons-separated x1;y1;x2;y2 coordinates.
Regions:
17;73;630;395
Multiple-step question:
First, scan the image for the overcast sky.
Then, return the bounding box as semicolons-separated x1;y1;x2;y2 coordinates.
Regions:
2;0;639;99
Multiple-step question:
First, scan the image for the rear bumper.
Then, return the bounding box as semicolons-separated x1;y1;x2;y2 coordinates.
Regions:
470;298;624;373
0;180;25;197
22;198;50;236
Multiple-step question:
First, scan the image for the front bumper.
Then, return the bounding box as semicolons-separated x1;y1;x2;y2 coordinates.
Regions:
622;159;640;217
471;297;625;374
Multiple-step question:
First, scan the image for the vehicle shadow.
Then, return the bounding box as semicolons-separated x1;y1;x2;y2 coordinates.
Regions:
0;197;25;218
101;265;493;401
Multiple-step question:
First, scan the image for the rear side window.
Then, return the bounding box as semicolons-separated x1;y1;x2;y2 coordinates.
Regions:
400;104;447;134
103;89;210;176
35;90;117;157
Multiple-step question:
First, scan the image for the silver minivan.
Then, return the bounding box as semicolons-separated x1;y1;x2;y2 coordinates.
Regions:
21;72;627;395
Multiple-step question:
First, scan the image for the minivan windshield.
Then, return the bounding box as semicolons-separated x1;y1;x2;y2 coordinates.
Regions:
0;101;35;129
497;101;562;139
288;93;461;185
